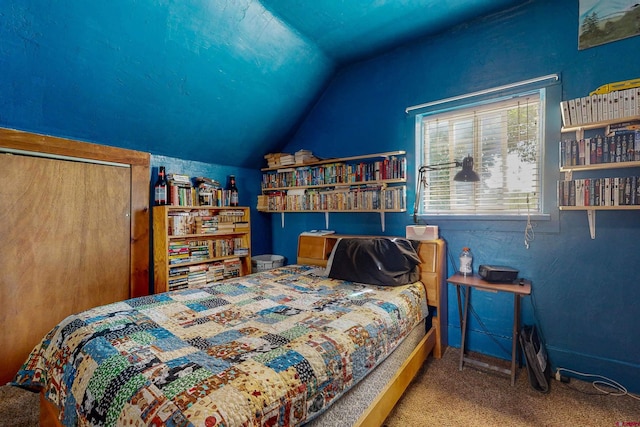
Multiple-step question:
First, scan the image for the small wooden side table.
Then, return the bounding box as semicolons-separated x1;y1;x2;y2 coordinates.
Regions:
447;273;531;386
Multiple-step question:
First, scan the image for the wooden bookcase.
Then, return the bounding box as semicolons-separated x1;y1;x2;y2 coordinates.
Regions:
559;115;640;239
153;206;251;293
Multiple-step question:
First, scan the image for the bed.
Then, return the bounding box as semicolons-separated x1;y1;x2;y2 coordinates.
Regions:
13;234;447;426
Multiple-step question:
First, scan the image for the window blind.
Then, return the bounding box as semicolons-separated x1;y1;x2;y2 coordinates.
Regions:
419;92;541;215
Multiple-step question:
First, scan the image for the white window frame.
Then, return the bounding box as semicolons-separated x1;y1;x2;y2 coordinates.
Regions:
414;89;546;218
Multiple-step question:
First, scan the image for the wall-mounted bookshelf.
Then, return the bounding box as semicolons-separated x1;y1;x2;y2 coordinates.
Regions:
257;151;407;231
558;114;640;239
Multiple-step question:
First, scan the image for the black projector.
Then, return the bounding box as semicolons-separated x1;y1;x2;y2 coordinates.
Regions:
478;265;519;283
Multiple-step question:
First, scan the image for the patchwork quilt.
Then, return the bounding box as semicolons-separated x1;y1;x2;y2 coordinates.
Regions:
13;265;428;427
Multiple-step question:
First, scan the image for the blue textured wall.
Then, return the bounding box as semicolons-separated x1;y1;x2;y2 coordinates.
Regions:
0;0;332;168
276;0;640;391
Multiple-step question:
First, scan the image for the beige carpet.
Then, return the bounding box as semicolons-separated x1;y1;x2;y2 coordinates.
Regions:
385;347;640;427
1;347;638;426
0;384;38;426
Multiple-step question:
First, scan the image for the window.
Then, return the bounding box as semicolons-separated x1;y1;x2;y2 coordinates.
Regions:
416;90;544;216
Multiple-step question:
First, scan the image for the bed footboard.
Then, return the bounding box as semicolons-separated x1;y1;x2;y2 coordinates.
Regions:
40;392;61;427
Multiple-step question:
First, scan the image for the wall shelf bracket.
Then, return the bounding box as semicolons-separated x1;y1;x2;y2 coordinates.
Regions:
325;212;330;229
281;212;285;228
380;211;386;232
587;209;595;239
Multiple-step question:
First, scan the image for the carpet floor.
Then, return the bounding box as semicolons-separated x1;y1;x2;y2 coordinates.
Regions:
1;347;638;426
386;347;640;426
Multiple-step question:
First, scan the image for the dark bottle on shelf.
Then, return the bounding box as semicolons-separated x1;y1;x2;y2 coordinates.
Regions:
154;166;168;206
227;175;239;206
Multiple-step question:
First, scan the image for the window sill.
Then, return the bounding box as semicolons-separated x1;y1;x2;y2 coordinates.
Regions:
420;213;550;221
414;212;557;233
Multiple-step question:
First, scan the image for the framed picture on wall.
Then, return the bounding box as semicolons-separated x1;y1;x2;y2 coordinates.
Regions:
579;1;640;49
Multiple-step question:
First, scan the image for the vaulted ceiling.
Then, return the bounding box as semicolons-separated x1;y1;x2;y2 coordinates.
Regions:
1;0;527;168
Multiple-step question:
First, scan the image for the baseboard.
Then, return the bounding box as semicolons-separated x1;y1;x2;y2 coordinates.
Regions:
546;345;640;394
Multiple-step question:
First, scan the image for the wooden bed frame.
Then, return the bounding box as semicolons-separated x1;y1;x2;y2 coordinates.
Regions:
39;234;447;427
297;234;447;426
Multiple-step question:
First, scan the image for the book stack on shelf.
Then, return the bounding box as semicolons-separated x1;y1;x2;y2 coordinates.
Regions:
558;82;640;238
216;221;236;233
188;240;210;261
257;195;269;211
168;240;210;264
261;156;406;189
168;212;192;236
194;216;218;234
207;262;225;282
263;185;406;212
154;206;251;293
163;172;239;207
219;209;246;224
167;260;243;291
167;209;248;236
294;149;319;164
561;87;639;128
264;152;295;168
234;221;249;231
195;176;221;206
560;126;640;167
163;236;247;291
168;265;190;290
264;149;320;168
168;173;197;206
168;241;190;265
382;185;406;210
558;176;640;207
211;237;240;257
187;264;208;288
258;151;407;215
234;247;249;256
223;258;242;278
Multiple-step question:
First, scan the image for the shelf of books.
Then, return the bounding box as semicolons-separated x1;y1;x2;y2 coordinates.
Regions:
153;206;251;293
559;119;640;172
261;150;406;172
557;177;640;208
257;185;406;212
559;111;640;239
560;86;639;131
164;173;238;207
257;151;407;231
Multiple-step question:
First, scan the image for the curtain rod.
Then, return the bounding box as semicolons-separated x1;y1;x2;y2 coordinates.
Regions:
405;74;559;114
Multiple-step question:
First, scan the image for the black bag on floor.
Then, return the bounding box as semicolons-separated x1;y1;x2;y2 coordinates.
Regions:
519;324;551;393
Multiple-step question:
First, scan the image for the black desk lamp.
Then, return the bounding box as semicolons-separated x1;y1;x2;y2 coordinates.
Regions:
413;155;480;223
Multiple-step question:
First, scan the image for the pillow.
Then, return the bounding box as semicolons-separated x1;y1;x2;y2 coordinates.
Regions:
327;237;421;286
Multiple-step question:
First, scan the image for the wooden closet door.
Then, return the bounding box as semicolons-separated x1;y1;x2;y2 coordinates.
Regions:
0;153;131;383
